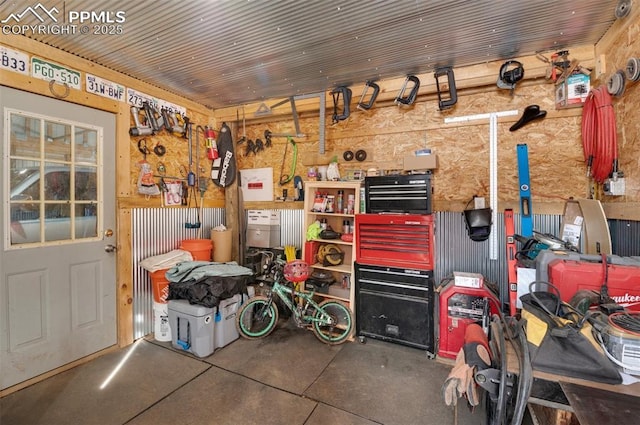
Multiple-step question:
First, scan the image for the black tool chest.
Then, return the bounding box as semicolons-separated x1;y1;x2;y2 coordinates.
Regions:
355;263;435;353
364;173;432;214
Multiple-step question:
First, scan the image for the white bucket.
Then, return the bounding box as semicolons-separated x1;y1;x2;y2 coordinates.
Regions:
153;301;172;342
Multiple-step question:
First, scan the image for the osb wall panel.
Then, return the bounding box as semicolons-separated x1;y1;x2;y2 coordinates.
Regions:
127;110;225;207
595;9;640;216
234;79;588;214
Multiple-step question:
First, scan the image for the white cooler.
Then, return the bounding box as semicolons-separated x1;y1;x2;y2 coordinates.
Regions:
168;299;215;358
215;294;244;349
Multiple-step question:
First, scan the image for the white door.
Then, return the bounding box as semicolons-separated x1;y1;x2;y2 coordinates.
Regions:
0;87;117;390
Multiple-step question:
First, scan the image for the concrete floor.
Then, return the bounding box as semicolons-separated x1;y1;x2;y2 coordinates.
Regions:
0;320;486;425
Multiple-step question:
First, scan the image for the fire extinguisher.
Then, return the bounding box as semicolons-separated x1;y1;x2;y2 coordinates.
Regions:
205;127;218;160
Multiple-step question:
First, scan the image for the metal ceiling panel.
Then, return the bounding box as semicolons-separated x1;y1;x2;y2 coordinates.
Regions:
0;0;619;109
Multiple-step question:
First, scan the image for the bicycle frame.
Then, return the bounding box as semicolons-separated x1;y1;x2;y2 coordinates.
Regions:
267;279;335;327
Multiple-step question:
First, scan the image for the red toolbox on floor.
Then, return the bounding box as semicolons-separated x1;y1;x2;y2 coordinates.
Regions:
547;257;640;311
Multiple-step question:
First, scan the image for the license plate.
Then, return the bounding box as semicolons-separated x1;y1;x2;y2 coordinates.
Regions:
31;57;81;89
0;45;29;75
86;74;125;101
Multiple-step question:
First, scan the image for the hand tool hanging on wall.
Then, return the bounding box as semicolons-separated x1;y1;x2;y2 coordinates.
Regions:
434;67;457;110
497;61;524;95
264;130;272;148
504;209;518;316
279;136;297;185
162;108;186;135
293;175;304;201
516;144;533;238
185;122;200;228
331;86;352;124
211;122;237;187
142;101;164;133
181;115;191;139
394;75;420;106
129;106;153;136
356;81;379;111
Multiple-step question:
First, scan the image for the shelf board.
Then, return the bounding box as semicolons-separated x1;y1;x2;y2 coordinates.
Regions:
310;238;352;246
309;211;356;218
311;262;351;274
301;289;350;303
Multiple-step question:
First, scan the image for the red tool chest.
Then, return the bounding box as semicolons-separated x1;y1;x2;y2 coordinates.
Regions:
355;213;435;270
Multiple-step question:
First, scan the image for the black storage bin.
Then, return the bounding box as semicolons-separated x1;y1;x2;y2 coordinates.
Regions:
364;173;432;214
355;262;435;354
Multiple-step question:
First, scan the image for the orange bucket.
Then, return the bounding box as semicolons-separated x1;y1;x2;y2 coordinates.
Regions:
180;238;213;261
150;268;170;303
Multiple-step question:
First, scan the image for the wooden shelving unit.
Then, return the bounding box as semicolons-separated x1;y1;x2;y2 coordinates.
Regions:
301;181;362;309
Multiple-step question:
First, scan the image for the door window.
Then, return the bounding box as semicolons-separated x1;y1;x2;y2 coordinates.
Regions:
5;110;101;247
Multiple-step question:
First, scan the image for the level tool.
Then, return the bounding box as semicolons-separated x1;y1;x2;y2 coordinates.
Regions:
504;208;518;316
517;144;533;237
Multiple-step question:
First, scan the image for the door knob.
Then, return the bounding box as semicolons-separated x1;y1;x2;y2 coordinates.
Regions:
104;244;117;253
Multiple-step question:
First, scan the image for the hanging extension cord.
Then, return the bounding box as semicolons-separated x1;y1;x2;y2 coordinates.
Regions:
581;86;620;185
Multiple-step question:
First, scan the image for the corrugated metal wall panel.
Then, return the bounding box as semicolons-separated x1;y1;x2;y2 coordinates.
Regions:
131;207;635;338
131;207;226;339
434;211;562;306
609;219;640;257
274;209;305;249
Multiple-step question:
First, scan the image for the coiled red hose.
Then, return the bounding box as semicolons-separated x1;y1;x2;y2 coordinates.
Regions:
581;86;618;183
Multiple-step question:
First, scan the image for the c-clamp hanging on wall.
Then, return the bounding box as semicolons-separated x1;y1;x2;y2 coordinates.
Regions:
357;80;380;110
331;86;352;123
394;75;420;106
434;67;458;110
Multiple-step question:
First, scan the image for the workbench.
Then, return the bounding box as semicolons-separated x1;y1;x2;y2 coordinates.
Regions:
506;343;640;425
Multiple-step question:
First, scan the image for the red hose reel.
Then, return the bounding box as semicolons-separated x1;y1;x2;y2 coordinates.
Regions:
581;86;618;184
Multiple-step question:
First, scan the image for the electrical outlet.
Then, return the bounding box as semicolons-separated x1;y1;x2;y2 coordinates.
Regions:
604;177;625;196
474;196;486;209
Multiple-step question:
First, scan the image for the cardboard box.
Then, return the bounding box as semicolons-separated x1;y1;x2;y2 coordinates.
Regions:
555;73;590;109
246;224;280;248
247;210;280;225
403;154;437;171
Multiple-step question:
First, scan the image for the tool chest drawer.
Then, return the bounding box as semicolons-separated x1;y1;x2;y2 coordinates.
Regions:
355;213;434;270
355;263;435;353
365;173;432;214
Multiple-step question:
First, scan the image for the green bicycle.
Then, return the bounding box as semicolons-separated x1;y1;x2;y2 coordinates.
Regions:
236;258;353;345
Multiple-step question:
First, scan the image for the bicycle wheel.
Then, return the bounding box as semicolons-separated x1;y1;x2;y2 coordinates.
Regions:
312;300;353;345
236;296;279;339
